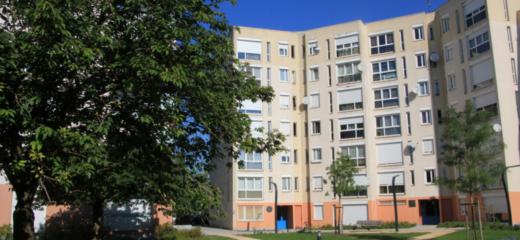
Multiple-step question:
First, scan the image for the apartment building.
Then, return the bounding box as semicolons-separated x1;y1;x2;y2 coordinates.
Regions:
210;0;520;230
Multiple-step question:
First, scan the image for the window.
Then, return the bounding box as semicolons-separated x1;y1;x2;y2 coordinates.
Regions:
329;119;334;140
336;35;360;57
338;88;363;111
328;92;333;113
376;114;401;136
282;177;291;191
418;80;430;96
374;87;399;108
503;0;510;21
239;100;262;114
402;57;408;79
312;176;323;191
238;206;263;221
294;177;299;191
279;94;290;109
239;151;262;170
340;145;366;167
420;109;432;125
377;142;403;165
379;172;405;194
464;0;486;28
473;91;498;113
512;58;518;84
441;16;450;33
413;26;424;40
311;120;321;135
422;139;434;154
309;41;319;56
237;39;261;60
313;205;324;220
310;93;320;108
293;149;298;164
238;177;262;199
507;27;513;52
245;66;262;84
444;45;454;62
429;27;435;40
456;10;462;33
406;112;412;135
291;45;295;58
434;81;440;96
411;170;415;185
279;68;289;82
280;151;291;164
280;121;291;136
339;117;364;139
268;155;272;170
416;53;426;68
468;31;490;58
370;32;395;54
448;73;456;90
425;169;436;184
337;61;362;83
312;148;322;162
310;67;319;81
372;59;397;81
279;43;288;56
469;58;494;88
327;65;332;86
344;175;369;197
399;29;405;50
266;42;271;62
459;39;465;63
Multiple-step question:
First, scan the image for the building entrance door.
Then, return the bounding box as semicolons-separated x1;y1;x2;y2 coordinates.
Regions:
419;199;440;225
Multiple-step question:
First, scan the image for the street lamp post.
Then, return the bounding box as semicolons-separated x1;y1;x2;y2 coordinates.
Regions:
501;164;520;226
392;175;400;232
270;181;278;234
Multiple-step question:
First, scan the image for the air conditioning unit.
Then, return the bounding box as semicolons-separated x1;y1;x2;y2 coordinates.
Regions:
315;47;321;52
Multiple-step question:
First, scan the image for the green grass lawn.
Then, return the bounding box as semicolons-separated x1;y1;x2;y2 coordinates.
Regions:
250;232;424;240
203;236;234;240
435;230;520;240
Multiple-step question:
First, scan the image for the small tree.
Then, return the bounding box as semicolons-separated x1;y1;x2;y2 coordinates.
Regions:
327;154;358;234
439;100;504;238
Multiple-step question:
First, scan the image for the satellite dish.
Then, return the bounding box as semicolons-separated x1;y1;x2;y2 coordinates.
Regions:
430;52;440;62
357;63;364;72
407;140;416;150
493;123;502;133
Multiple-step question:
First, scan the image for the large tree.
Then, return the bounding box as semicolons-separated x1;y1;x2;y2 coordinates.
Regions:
0;1;282;239
327;154;358;234
439;101;504;238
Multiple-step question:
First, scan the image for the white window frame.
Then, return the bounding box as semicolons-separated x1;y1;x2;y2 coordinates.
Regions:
312;147;323;163
309;93;320;108
444;45;454;62
468;31;490;59
336;35;360;57
279;94;290;109
372;59;397;81
420;109;432;125
237;177;263;200
239;151;263;170
311;120;321;135
374;86;399;108
339;117;365;140
340;145;366;167
338;88;363;111
413;25;424;40
422;138;435;155
309;67;319;81
237;205;264;221
337;61;362;83
448;73;456;90
313;204;324;220
280;151;291;164
312;176;323;191
279;68;289;82
309;41;319;56
441;15;450;33
278;43;288;57
418;80;430;96
281;176;292;192
376;114;401;137
425;168;436;184
416;52;427;68
370;32;395;55
465;2;487;28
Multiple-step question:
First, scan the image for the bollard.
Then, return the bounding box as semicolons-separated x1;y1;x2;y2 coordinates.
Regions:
317;230;322;240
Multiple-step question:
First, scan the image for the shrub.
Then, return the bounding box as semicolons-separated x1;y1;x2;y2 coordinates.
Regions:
437;221;466;228
343;222;415;230
155;224;203;240
0;225;12;240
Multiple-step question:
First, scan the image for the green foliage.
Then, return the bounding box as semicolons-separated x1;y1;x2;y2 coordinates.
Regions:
438;221;520;231
438;101;505;197
437;221;467;228
342;222;415;230
1;0;284;239
0;225;12;240
155;224;205;240
327;154;359;197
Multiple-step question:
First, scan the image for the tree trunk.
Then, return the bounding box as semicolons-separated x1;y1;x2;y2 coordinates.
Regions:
338;195;343;235
92;199;104;240
12;191;36;240
469;194;478;240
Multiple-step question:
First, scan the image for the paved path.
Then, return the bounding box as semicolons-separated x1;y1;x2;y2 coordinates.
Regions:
201;225;462;240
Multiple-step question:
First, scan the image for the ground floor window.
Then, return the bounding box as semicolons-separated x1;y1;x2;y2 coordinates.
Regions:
313;205;324;220
238;205;264;221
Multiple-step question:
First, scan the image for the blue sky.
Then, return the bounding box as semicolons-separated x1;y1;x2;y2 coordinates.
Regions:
221;0;447;31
